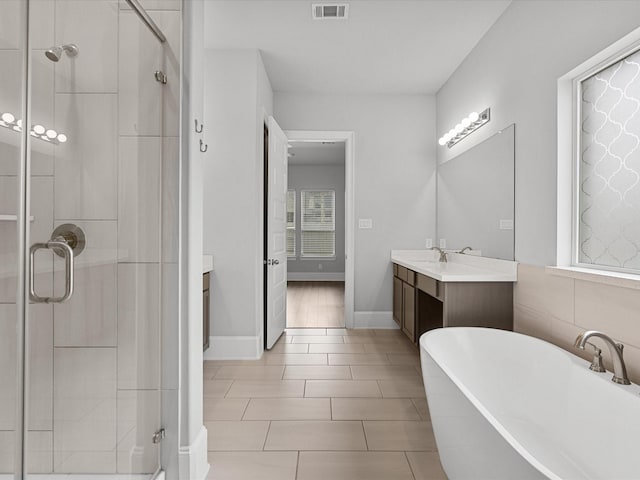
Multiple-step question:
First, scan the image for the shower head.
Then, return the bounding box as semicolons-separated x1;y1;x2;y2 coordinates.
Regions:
45;44;79;62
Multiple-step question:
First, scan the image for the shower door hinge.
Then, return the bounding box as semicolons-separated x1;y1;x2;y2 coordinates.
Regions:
152;428;166;444
154;70;167;84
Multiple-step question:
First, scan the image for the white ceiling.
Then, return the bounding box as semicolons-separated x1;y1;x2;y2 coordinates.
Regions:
203;0;511;95
288;141;345;165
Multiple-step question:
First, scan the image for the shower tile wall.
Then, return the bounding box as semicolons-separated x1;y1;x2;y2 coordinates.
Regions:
0;0;181;475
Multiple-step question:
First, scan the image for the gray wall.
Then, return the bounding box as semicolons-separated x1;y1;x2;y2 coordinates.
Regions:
287;164;346;276
436;0;640;266
275;93;436;315
204;49;273;338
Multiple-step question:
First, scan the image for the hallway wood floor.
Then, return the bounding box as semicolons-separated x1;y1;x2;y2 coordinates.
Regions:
286;281;345;328
204;328;447;480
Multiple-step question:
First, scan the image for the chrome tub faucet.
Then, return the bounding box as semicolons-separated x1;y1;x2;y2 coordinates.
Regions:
574;330;630;385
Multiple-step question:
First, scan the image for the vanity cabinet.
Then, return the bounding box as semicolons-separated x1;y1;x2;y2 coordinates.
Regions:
392;264;416;342
393;262;513;344
203;272;210;351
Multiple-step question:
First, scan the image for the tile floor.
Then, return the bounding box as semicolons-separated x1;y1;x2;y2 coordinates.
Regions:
204;328;447;480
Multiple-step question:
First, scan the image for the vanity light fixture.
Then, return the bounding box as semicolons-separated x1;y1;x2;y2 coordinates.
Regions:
0;112;68;145
438;108;491;148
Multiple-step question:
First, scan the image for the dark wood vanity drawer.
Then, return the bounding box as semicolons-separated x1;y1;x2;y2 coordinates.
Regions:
417;273;438;298
393;263;398;277
397;265;408;282
405;270;416;286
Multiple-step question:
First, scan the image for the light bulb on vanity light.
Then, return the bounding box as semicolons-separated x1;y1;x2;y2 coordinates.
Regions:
1;112;15;123
455;123;464;134
438;137;447;146
33;125;45;135
461;117;471;128
46;129;57;139
57;134;67;143
468;111;480;123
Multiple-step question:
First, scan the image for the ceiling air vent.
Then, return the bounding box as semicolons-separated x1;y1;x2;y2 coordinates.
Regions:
312;4;349;20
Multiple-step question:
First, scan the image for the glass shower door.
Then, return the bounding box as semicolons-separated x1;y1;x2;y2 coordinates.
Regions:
0;0;180;478
0;0;28;477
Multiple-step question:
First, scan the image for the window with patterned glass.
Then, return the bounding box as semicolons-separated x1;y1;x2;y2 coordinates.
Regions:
287;190;295;257
578;46;640;272
301;190;335;257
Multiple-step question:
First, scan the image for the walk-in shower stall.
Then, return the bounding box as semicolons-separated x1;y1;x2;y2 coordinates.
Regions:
1;0;181;477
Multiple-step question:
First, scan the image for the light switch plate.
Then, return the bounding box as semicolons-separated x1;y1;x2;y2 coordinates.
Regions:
425;238;433;249
358;218;373;229
439;238;446;248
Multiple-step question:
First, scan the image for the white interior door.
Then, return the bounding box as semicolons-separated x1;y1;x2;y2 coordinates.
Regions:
266;116;288;349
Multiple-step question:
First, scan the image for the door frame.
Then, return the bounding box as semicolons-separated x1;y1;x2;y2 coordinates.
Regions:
284;130;355;328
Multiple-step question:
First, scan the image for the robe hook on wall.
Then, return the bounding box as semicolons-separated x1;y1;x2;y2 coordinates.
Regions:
200;139;208;153
195;119;203;133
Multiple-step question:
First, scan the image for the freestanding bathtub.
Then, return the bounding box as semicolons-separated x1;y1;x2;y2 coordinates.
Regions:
420;327;640;480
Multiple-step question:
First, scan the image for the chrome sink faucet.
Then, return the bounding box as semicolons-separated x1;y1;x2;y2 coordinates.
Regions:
574;330;631;385
431;246;447;263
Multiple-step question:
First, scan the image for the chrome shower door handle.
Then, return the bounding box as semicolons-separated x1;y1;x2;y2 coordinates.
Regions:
29;239;74;303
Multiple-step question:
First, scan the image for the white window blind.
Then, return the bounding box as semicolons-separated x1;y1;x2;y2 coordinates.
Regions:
287;190;296;257
301;190;335;257
577;46;640;272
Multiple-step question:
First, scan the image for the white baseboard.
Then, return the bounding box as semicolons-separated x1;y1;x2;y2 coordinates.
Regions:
287;272;345;281
353;311;399;329
203;336;262;360
178;425;209;480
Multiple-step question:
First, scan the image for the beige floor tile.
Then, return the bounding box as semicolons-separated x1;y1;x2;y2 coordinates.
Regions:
378;379;426;398
387;353;421;366
297;451;414;480
343;336;403;344
363;421;437;451
305;380;381;398
275;335;292;344
331;398;421;420
363;342;418;354
203;380;234;398
265;353;328;365
264;420;367;451
372;329;405;337
214;366;285;380
205;421;270;451
203;364;220;380
406;451;448;480
267;343;309;354
350;365;422;380
225;380;305;398
292;336;344;344
412;398;430;420
204;398;249;421
308;343;365;354
326;328;375;336
283;365;352;380
207;451;298;480
204;357;268;366
285;328;327;336
243;398;331;420
328;353;390;365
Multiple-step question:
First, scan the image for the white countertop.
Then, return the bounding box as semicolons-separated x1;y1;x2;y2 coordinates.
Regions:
391;249;517;282
203;255;213;273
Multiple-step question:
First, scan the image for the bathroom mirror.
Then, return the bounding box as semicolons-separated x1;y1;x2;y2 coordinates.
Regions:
437;123;515;260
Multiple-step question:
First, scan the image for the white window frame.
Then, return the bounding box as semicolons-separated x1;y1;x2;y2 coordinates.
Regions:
300;189;336;258
555;26;640;283
287;189;296;258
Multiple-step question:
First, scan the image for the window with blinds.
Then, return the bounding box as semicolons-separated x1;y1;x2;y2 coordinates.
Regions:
287;190;296;257
301;190;335;257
